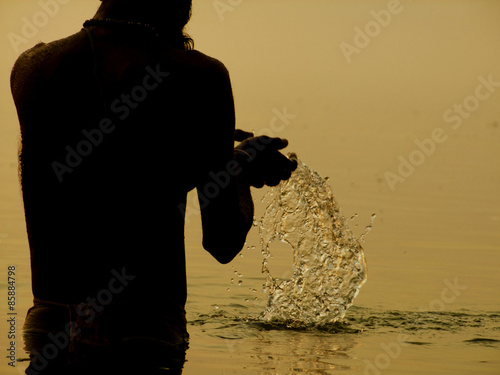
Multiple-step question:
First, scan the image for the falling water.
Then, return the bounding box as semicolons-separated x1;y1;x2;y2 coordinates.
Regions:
259;155;368;328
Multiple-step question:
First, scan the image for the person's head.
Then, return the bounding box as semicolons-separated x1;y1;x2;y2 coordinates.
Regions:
97;0;194;49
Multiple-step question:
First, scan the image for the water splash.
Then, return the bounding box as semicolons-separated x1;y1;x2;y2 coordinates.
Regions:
259;155;368;327
358;213;376;243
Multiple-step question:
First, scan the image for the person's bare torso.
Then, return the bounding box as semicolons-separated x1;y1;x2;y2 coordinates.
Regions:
11;25;231;309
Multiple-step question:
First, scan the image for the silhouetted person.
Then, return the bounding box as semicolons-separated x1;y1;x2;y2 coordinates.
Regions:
11;0;296;374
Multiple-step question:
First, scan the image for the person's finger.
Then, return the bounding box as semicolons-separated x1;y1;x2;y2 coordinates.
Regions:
279;169;292;181
250;136;288;151
252;179;265;188
267;137;289;150
266;176;282;187
288;152;298;163
272;151;297;172
234;129;254;142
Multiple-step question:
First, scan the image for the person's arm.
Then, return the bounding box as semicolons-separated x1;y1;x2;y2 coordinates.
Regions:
197;61;297;264
199;165;254;264
196;61;253;264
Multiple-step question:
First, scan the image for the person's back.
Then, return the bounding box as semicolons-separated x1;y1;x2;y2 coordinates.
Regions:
12;15;234;375
12;1;297;373
12;21;229;307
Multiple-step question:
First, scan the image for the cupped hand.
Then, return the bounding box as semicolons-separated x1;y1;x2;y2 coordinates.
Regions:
234;129;298;188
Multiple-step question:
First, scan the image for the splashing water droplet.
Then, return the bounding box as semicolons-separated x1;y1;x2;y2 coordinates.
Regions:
358;213;377;243
260;157;368;327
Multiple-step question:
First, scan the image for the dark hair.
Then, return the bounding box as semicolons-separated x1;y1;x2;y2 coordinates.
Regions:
99;0;194;50
165;0;194;50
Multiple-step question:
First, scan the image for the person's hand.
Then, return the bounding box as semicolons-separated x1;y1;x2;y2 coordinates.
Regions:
234;129;297;188
234;129;254;142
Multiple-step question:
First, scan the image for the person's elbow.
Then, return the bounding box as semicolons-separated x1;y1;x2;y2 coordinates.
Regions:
202;233;247;264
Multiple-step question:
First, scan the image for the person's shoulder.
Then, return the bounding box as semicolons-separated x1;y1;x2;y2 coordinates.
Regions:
11;31;86;97
11;42;46;94
180;49;230;78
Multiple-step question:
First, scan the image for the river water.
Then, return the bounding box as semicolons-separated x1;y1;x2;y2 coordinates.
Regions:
1;1;500;374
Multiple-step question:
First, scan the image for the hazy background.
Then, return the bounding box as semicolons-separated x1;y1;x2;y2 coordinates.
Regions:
1;1;499;374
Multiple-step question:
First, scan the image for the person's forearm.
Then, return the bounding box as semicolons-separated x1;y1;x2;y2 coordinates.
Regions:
235;173;254;235
199;162;254;264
